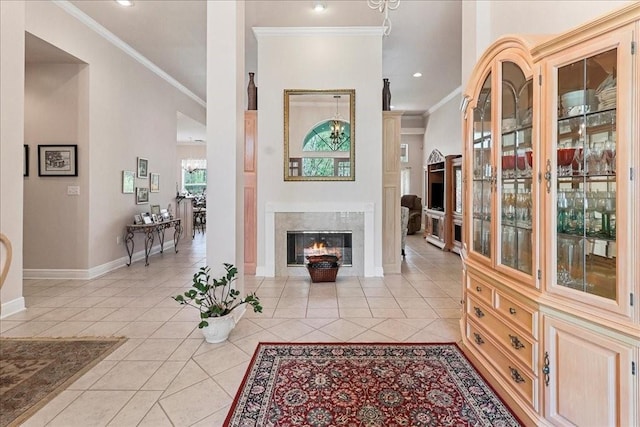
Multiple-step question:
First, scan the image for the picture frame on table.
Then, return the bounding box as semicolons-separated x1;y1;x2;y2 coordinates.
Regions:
150;205;161;215
24;145;29;177
134;214;143;225
136;187;149;204
160;209;171;221
38;144;78;177
141;212;153;224
137;157;149;178
122;170;135;193
150;173;160;192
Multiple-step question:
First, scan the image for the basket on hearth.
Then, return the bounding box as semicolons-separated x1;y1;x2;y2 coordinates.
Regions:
306;254;340;283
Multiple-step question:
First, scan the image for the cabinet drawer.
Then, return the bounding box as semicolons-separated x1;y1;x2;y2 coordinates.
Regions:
495;290;537;338
466;320;538;409
466;277;494;306
467;296;536;370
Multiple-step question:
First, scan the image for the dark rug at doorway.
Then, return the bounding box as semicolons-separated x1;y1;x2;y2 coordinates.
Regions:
226;342;522;427
0;337;126;427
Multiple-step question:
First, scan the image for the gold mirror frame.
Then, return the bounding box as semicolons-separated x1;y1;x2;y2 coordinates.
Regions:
284;89;355;181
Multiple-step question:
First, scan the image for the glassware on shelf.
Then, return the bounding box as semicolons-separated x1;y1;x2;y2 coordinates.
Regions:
603;139;616;174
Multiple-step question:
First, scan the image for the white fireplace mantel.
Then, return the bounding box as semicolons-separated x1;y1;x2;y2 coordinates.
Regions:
259;201;378;277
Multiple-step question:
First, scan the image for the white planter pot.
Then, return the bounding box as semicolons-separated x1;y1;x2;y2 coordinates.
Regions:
200;305;246;343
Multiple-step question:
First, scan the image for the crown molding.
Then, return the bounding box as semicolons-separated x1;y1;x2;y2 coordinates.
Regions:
253;27;385;38
52;0;206;108
426;86;462;116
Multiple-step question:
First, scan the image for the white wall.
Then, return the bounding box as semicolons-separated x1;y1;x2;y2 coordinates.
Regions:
462;1;635;86
23;1;205;273
24;63;89;269
0;0;25;316
254;28;383;274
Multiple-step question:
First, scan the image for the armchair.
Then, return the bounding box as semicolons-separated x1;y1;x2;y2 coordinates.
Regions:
401;195;422;235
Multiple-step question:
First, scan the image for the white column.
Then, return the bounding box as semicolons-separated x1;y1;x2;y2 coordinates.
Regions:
0;0;26;317
206;1;245;282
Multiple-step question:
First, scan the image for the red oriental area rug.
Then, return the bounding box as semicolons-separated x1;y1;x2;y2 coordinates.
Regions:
225;343;521;427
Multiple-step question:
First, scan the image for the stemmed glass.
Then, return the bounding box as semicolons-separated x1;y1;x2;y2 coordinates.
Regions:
603;139;616;174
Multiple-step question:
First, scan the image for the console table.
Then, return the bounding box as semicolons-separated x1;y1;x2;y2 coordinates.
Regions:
125;219;182;266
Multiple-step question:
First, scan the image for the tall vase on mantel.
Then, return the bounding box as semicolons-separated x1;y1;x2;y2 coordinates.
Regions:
382;78;391;111
247;72;258;110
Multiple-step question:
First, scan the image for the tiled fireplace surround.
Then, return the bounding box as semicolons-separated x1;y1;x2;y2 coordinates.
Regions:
263;202;376;277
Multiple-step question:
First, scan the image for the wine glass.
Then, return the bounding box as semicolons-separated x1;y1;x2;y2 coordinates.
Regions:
603;139;616;174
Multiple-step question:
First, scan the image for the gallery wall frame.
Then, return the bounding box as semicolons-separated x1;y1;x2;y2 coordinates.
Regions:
122;170;135;193
150;173;160;192
38;144;78;177
137;157;149;178
136;187;149;204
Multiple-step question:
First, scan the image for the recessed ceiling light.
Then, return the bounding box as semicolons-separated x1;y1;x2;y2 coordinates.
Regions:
413;72;422;78
313;2;326;12
115;0;134;7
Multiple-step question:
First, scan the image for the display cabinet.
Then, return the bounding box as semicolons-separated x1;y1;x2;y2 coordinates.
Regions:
448;155;463;253
461;4;639;426
424;149;446;249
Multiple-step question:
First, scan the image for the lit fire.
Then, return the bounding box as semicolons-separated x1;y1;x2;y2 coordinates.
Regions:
304;242;342;259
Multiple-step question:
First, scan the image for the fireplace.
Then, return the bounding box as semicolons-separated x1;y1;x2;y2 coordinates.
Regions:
287;231;353;267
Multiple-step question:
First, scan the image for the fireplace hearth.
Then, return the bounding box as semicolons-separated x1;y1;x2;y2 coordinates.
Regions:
287;231;353;267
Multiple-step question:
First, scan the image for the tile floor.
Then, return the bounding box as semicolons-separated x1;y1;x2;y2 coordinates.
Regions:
2;232;463;426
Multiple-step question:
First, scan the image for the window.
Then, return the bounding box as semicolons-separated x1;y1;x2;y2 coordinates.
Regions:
182;159;207;195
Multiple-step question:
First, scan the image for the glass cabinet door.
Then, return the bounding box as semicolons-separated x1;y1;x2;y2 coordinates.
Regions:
554;48;617;300
499;62;534;276
471;74;493;258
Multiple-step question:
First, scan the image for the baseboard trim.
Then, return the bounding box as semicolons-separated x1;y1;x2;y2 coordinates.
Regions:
23;242;175;280
1;297;26;319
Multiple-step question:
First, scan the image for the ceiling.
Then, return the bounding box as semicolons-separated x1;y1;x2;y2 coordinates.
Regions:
56;1;462;142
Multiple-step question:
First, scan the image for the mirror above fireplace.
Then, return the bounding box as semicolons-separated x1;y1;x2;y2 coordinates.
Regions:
284;89;355;181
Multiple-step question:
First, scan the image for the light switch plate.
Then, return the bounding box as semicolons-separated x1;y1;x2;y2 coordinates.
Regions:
67;186;80;195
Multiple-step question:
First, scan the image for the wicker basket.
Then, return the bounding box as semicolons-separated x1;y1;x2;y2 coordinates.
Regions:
307;263;339;282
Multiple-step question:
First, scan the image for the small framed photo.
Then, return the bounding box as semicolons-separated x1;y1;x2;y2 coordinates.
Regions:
137;157;149;178
122;170;135;193
38;144;78;177
24;145;29;177
134;214;143;225
136;187;149;204
150;204;161;215
150;172;160;192
141;212;153;224
160;209;171;221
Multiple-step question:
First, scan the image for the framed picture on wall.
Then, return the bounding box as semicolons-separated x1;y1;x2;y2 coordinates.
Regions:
24;145;29;177
150;173;160;192
122;170;135;193
38;144;78;177
136;187;149;204
137;157;149;178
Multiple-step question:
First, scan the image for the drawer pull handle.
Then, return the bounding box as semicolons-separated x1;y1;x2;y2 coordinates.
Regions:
476;286;482;292
473;333;484;345
509;334;525;350
509;307;516;315
509;366;525;384
543;351;550;387
473;307;485;318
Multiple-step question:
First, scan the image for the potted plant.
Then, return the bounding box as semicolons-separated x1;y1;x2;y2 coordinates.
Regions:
173;263;262;343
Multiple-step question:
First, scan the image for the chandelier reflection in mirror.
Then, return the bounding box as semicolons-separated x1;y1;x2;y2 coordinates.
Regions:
367;0;400;36
328;95;348;151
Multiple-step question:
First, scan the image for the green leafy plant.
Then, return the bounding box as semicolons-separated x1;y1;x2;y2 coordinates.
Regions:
173;263;262;328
